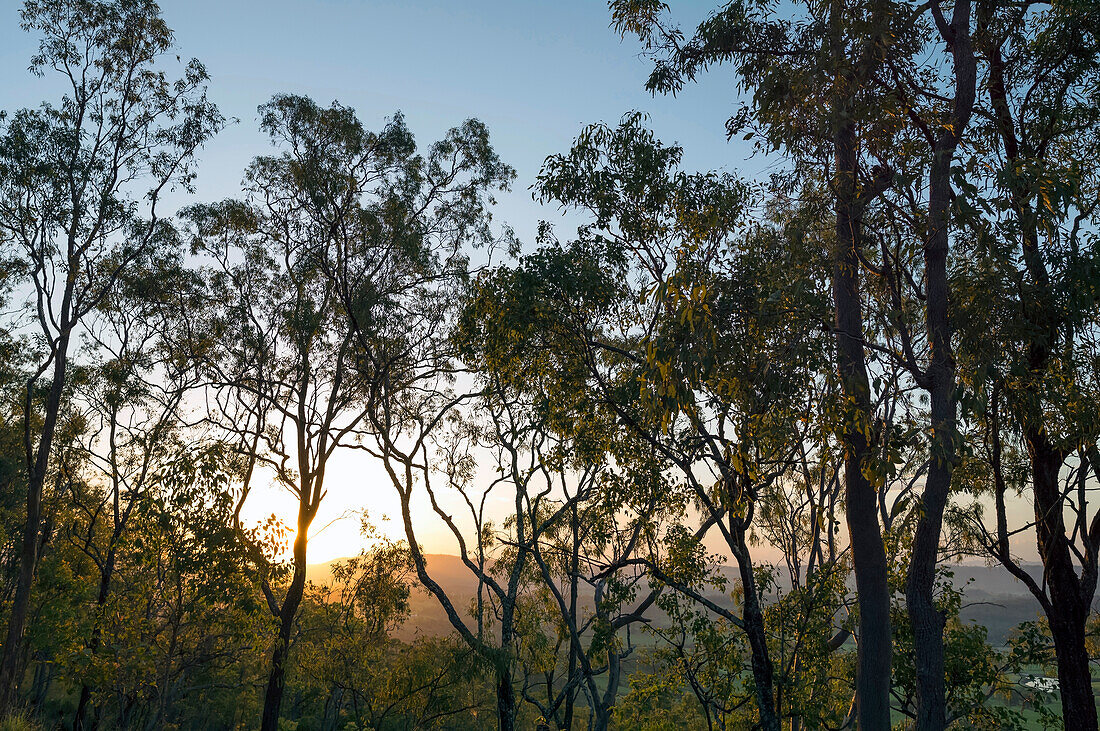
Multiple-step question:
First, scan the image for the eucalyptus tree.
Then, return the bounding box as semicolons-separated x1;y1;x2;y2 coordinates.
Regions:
0;0;221;708
607;3;925;722
185;95;412;731
314;109;520;727
50;442;267;730
196;96;517;728
946;3;1100;725
476;386;679;731
136;445;268;730
798;3;1026;725
463;115;839;729
66;249;204;729
343;384;555;731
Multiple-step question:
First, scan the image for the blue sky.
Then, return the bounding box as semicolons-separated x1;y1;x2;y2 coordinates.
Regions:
2;1;1038;563
0;0;772;559
2;0;762;245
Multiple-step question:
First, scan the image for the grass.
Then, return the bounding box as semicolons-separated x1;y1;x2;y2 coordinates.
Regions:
0;713;42;731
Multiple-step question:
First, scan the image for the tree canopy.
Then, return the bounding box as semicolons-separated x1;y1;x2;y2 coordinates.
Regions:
0;1;1098;729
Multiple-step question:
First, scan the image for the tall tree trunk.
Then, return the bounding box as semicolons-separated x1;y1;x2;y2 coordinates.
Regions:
983;34;1098;728
0;495;42;711
497;590;519;731
1030;436;1098;731
0;326;73;713
260;524;310;731
496;664;516;731
590;640;622;731
904;4;977;727
833;115;892;729
730;524;780;731
906;427;952;731
905;402;952;731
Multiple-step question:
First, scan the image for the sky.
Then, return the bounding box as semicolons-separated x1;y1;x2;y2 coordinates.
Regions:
1;0;763;243
2;0;771;562
0;0;1039;565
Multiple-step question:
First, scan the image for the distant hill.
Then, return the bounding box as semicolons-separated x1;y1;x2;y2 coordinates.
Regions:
307;554;490;641
950;564;1053;644
306;556;1086;646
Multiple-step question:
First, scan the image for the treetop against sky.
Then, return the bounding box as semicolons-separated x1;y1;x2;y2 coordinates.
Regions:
0;0;1040;564
3;1;1097;728
0;0;767;562
1;0;758;238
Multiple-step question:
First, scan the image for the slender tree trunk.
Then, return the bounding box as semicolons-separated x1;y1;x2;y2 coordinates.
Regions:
730;524;780;731
496;664;516;731
147;615;180;731
1030;437;1098;731
0;328;73;713
260;614;292;731
906;454;950;731
321;685;342;731
905;95;959;731
260;525;310;731
72;663;93;725
496;591;519;731
590;641;622;731
29;656;52;713
906;448;951;731
74;551;118;730
0;498;42;711
563;506;580;731
905;5;977;727
833;115;892;729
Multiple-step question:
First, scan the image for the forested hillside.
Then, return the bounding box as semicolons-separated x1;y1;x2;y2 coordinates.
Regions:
1;1;1099;729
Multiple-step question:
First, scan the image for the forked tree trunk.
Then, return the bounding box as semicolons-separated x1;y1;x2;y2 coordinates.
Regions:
904;4;978;727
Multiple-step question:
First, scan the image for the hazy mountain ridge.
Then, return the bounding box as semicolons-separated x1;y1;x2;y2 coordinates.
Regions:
308;556;1071;645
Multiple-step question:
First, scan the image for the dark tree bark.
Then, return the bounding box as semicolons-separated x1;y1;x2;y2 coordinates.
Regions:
495;666;517;731
0;3;217;710
260;496;317;731
979;26;1100;724
0;325;72;710
74;550;118;730
729;524;780;731
1029;435;1098;731
833;113;892;730
903;3;978;728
